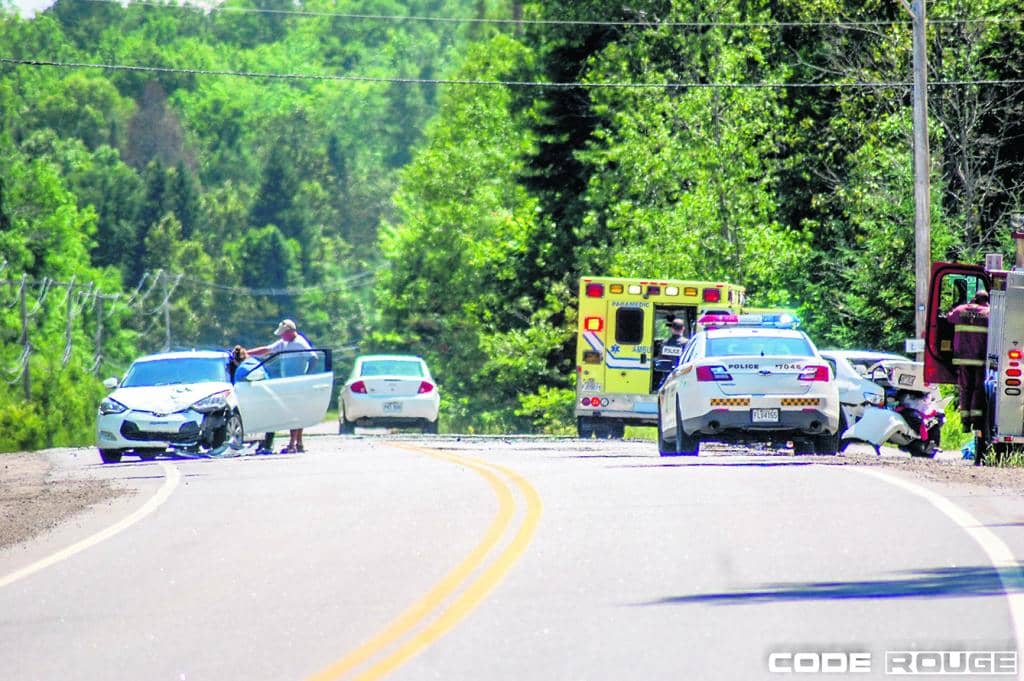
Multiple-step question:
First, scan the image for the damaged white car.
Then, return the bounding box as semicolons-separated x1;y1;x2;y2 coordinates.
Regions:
96;348;333;463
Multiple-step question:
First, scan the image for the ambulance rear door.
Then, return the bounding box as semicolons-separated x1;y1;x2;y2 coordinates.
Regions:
604;301;654;396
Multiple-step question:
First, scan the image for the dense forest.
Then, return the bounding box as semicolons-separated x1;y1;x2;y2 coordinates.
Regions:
1;0;1022;450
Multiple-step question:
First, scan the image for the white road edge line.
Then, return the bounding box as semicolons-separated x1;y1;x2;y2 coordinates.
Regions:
854;467;1024;658
0;461;181;589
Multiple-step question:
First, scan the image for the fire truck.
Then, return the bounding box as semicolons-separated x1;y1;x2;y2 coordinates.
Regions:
574;276;746;438
924;230;1024;462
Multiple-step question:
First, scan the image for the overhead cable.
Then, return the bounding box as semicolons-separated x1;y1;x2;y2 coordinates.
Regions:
3;57;1024;88
78;0;1022;29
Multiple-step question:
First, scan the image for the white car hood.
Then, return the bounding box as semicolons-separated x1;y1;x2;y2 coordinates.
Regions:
109;383;232;414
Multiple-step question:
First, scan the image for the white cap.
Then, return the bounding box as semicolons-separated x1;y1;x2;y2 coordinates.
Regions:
274;319;297;336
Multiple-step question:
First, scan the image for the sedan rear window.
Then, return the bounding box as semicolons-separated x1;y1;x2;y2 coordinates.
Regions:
122;358;229;387
360;360;425;377
706;335;813;358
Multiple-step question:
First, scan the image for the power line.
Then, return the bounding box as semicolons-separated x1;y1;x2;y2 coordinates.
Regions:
77;0;1024;29
4;57;1024;88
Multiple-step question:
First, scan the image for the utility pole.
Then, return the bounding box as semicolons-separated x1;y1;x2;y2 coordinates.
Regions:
163;271;171;351
901;0;931;344
19;274;30;400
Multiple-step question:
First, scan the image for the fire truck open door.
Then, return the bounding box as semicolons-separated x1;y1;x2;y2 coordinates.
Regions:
925;262;989;385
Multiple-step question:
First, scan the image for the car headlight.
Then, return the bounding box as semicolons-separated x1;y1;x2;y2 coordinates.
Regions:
98;397;127;415
190;390;230;413
864;391;885;406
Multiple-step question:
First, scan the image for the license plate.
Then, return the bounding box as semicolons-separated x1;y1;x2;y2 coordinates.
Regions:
751;408;779;423
383;401;403;413
144;421;174;430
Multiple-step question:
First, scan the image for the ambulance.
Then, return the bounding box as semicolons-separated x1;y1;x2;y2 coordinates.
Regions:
575;276;746;438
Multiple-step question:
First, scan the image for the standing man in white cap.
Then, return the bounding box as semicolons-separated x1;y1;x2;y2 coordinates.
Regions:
247;318;314;453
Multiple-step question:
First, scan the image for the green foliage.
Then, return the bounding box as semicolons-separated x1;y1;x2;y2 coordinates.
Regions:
515;385;576;435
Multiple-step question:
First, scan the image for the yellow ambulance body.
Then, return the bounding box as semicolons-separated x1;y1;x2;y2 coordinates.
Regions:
575;276;746;438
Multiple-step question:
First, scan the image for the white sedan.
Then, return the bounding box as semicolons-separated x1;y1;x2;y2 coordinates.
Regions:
657;324;841;455
96;349;334;463
339;355;440;434
818;350;889;430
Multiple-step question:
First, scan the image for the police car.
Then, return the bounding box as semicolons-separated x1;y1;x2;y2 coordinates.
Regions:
656;314;841;455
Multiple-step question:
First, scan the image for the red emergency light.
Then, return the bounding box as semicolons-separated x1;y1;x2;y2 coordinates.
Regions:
585;283;605;298
1007;369;1022;378
584;316;604;332
702;287;722;303
1009;350;1023;360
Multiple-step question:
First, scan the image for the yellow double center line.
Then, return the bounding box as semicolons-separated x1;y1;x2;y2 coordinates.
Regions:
307;444;542;681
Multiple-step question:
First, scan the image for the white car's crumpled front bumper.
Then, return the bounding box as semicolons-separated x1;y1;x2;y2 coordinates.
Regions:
97;408;206;450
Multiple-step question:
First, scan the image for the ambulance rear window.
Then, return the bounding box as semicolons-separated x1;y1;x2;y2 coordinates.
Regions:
616;308;644;344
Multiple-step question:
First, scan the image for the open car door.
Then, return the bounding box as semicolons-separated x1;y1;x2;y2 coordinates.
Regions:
234;349;334;435
925;262;989;384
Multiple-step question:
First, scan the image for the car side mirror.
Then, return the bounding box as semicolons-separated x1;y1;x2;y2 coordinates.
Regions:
103;377;119;390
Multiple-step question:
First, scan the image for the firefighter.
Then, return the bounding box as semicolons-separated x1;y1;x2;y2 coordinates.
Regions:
947;290;990;430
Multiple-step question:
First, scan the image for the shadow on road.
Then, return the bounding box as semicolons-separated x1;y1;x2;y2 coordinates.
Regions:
635;565;1024;606
611;460;816;469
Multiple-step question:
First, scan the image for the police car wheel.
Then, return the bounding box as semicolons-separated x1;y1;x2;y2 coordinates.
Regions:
675;400;700;455
814;431;839;455
657;407;679;456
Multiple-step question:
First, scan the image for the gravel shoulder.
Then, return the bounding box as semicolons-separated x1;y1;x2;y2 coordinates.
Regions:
0;449;130;550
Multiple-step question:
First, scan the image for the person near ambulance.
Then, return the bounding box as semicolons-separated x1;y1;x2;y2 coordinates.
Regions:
655;317;689;388
946;290;990;431
662;318;689;356
247;318;315;453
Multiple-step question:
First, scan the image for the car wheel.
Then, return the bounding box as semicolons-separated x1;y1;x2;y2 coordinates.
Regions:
339;412;355;435
794;438;817;455
675;400;700;455
99;449;123;464
814;430;840;455
136;448;163;461
226;411;245;449
657;402;679;456
422;419;439;434
908;439;937;458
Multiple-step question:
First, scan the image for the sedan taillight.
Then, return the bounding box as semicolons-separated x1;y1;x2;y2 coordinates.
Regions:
351;380;367;394
418;381;435;394
696;365;733;382
799;365;831;382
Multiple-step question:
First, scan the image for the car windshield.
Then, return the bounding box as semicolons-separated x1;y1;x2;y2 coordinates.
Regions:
359;359;425;377
706;335;813;358
121;357;229;387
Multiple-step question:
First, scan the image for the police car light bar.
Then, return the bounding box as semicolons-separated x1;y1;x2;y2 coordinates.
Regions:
697;312;800;330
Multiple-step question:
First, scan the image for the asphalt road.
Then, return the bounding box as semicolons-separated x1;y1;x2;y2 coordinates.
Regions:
3;435;1024;681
